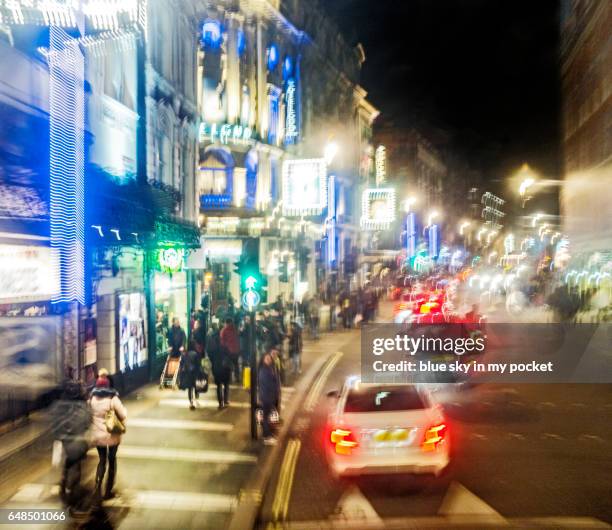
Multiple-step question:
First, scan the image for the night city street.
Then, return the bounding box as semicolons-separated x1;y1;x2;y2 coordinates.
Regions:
0;0;611;529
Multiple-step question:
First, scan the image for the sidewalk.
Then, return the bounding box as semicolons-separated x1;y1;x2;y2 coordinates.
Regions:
0;327;352;529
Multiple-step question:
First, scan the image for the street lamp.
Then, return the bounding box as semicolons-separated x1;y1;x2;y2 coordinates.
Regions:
488;251;498;264
402;196;417;213
477;228;488;242
517;163;536;207
427;211;439;227
486;230;497;246
459;221;471;236
519;177;535;197
531;212;544;227
324;142;339;164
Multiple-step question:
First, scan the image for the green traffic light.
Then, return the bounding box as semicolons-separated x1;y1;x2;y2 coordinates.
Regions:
245;275;257;289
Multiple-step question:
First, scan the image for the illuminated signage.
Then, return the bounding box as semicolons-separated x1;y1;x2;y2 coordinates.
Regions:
375;145;386;185
158;248;184;273
406;212;417;258
428;224;440;259
361;188;396;230
282;159;327;216
284;78;298;145
199;122;252;145
0;245;60;303
327;174;336;263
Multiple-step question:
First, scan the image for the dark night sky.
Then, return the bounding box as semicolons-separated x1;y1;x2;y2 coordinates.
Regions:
325;0;562;182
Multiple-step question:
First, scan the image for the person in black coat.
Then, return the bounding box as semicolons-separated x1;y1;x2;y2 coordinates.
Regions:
258;351;280;444
180;342;203;410
207;322;231;409
51;378;90;510
167;318;187;357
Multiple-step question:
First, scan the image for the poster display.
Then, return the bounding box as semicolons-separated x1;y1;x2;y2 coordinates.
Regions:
118;292;147;371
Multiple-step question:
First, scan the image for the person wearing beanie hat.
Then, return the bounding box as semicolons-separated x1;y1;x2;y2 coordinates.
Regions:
89;375;127;500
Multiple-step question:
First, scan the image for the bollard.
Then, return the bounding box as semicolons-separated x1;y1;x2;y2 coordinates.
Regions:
243;366;251;389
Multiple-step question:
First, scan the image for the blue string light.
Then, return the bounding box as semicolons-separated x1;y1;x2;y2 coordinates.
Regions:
48;26;85;305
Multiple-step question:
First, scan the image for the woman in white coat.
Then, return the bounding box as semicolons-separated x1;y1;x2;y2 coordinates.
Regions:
89;376;127;499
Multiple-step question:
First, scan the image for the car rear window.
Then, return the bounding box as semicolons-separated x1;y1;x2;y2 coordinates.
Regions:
344;386;426;413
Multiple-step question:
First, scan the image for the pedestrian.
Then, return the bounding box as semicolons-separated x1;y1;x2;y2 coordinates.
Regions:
239;314;252;377
269;347;283;412
51;377;90;512
193;315;207;355
309;295;321;339
89;375;127;500
167;317;186;358
273;294;286;333
288;321;303;375
258;351;280;445
220;317;241;384
342;294;351;328
209;322;231;409
180;341;203;410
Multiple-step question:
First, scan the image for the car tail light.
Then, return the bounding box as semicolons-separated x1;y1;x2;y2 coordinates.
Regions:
421;423;447;452
330;427;358;455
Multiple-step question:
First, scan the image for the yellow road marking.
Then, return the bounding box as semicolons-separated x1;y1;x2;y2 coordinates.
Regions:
304;351;343;412
271;438;301;522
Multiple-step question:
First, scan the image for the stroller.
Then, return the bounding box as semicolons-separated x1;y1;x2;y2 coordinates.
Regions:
159;353;182;389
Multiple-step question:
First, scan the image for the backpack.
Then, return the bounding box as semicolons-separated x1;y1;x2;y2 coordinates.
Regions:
52;400;91;440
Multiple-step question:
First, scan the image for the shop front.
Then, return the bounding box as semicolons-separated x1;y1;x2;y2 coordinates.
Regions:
153;265;189;357
145;219;201;379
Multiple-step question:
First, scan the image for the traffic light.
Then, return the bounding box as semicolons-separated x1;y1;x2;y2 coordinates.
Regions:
259;275;268;304
234;238;265;295
297;246;311;278
279;260;289;283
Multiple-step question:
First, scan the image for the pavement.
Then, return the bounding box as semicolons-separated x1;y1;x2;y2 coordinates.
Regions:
257;301;612;529
0;324;355;530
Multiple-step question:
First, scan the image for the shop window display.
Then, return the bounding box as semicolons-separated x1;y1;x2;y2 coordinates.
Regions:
118;292;147;371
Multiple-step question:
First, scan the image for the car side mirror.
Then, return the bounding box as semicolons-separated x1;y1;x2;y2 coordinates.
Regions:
326;389;340;399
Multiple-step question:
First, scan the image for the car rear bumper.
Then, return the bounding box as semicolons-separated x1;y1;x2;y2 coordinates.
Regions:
329;452;449;477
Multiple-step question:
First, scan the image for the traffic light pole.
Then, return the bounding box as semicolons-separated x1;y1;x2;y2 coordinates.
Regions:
249;310;257;440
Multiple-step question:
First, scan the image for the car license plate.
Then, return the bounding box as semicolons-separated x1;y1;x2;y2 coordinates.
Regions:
360;428;417;448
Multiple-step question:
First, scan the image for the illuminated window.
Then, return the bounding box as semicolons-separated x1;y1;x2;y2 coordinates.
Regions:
198;149;234;209
267;86;281;145
267;43;279;71
282;56;293;79
241;85;250;124
202;20;222;49
237;30;246;56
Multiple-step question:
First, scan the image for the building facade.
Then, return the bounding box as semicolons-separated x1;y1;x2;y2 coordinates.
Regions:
0;1;201;395
194;0;373;310
560;0;612;255
0;0;374;400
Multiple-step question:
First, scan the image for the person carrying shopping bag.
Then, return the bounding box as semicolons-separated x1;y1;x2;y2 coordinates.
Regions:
89;376;127;500
258;351;280;445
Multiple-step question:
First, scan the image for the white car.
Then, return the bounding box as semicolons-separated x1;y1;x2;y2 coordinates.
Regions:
326;378;450;477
